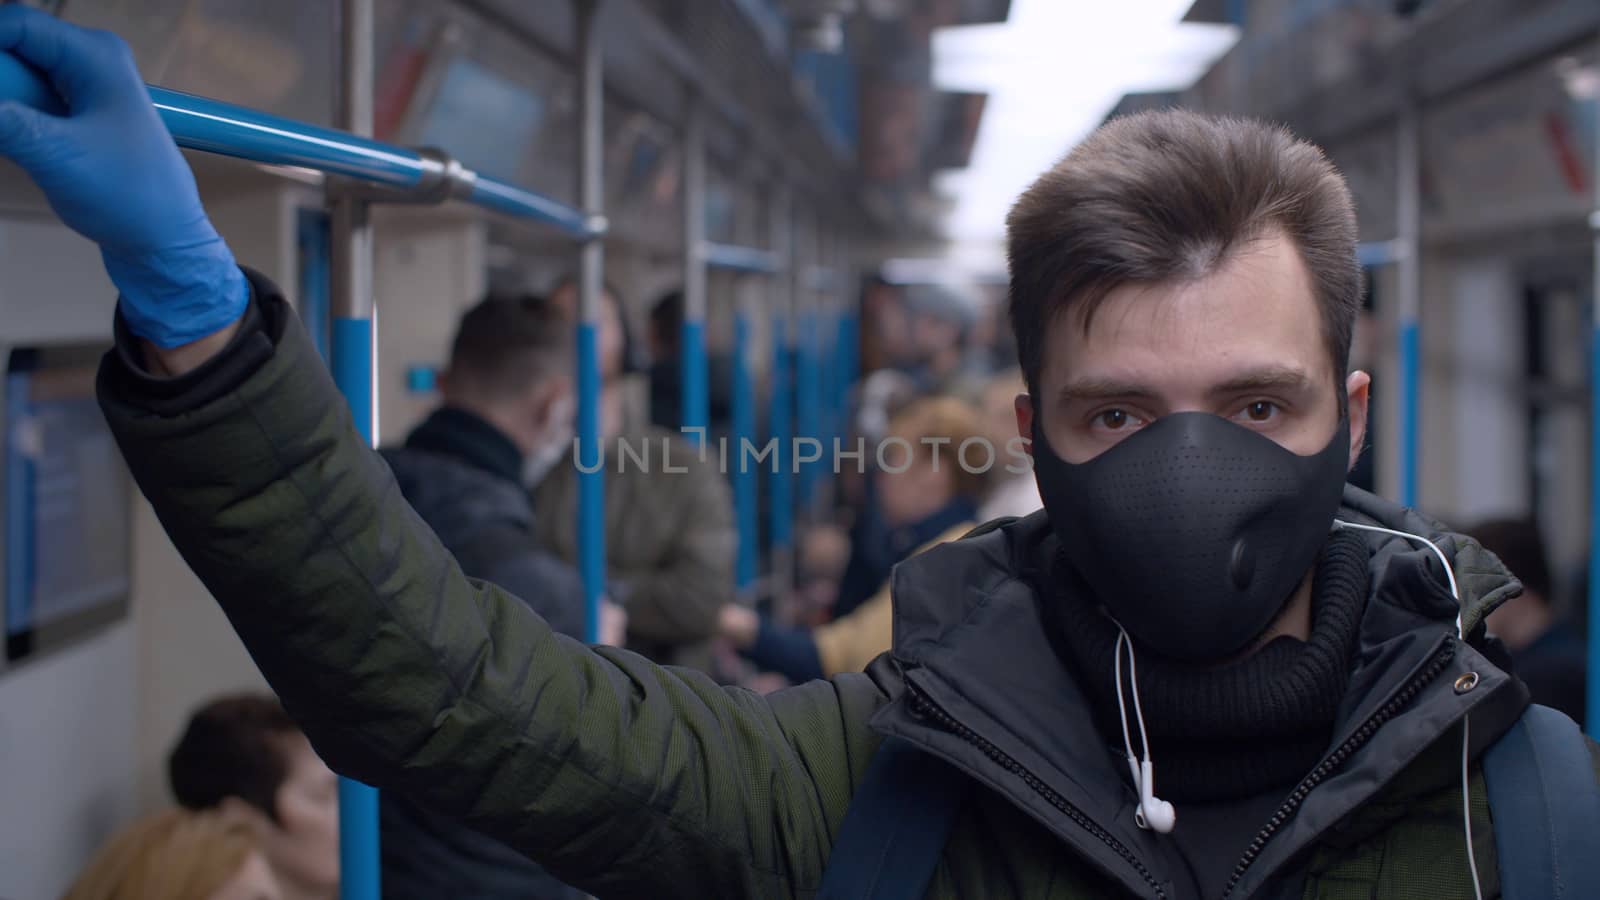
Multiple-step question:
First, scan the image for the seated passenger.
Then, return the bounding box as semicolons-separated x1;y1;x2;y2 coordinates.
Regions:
378;295;606;899
63;807;281;900
717;396;990;681
167;696;336;900
540;277;736;674
9;12;1594;896
380;294;589;641
1469;517;1587;728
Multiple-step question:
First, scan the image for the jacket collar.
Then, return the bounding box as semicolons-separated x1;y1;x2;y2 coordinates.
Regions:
871;485;1529;899
404;406;524;485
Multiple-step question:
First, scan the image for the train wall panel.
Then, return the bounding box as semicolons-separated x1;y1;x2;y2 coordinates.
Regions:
0;622;138;900
372;209;488;446
0;209;139;900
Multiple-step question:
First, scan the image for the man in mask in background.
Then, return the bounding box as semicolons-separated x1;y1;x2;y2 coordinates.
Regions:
9;11;1591;897
377;294;620;900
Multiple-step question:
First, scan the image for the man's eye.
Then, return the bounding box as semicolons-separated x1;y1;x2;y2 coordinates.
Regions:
1098;409;1129;429
1242;401;1277;422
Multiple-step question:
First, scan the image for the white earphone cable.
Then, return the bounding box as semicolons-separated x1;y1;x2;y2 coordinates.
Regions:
1114;628;1155;763
1114;629;1139;762
1332;518;1482;900
1113;624;1174;832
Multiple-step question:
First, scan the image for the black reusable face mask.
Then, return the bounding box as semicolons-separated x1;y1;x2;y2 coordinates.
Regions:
1031;411;1350;663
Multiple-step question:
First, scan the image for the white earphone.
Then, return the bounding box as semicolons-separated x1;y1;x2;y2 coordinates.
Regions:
1136;759;1176;833
1109;518;1484;900
1114;627;1176;834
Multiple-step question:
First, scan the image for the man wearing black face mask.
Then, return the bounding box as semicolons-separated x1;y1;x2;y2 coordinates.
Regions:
11;12;1595;898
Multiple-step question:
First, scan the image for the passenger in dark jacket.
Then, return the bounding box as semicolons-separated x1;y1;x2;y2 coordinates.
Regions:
376;295;597;900
10;17;1599;897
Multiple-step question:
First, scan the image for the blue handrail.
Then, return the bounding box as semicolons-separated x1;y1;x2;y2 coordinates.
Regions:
704;242;782;274
0;53;596;237
156;89;427;187
732;312;758;589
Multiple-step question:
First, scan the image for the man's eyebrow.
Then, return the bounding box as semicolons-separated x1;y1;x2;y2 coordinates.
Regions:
1206;367;1314;396
1056;378;1160;404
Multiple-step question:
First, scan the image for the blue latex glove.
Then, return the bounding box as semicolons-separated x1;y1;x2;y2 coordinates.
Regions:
0;7;246;348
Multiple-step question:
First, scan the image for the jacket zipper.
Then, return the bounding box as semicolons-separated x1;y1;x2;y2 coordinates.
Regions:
906;687;1170;900
1219;639;1458;898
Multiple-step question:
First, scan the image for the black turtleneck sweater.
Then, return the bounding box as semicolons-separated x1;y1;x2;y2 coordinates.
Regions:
1047;528;1371;897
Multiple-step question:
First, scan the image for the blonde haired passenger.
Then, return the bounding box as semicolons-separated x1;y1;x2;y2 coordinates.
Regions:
719;396;995;680
63;807;281;900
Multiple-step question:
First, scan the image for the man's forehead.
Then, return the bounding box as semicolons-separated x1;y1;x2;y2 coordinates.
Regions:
1054;364;1317;402
1040;263;1333;390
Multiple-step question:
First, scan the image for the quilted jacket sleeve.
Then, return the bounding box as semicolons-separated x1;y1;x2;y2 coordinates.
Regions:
96;270;889;899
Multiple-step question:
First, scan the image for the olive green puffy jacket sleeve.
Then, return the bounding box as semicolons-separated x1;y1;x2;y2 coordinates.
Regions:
96;275;888;899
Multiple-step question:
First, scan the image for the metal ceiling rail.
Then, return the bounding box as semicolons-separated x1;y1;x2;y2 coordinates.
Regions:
0;53;600;238
703;241;782;274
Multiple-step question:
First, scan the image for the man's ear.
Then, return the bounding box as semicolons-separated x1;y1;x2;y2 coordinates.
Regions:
1014;392;1034;457
1345;370;1372;472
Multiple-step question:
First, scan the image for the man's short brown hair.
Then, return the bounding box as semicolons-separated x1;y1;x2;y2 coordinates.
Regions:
446;293;573;400
1005;108;1361;399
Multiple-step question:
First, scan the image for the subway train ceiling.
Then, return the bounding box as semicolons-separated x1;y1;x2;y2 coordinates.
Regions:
1109;0;1600;252
46;0;1011;248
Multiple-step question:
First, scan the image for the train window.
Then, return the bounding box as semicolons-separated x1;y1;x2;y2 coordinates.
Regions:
1;345;131;670
411;56;546;184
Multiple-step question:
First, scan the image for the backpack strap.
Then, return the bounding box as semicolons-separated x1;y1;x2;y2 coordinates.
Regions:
1482;703;1600;900
818;737;967;900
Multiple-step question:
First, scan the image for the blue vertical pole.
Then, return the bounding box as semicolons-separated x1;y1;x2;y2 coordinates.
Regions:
815;286;830;509
769;314;793;561
795;306;816;511
1398;319;1419;508
1397;100;1420;509
332;1;379;895
576;0;606;643
768;187;795;607
820;270;838;458
837;303;853;430
820;284;837;506
331;319;374;461
733;309;757;588
682;99;709;444
577;320;604;640
683;319;708;437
